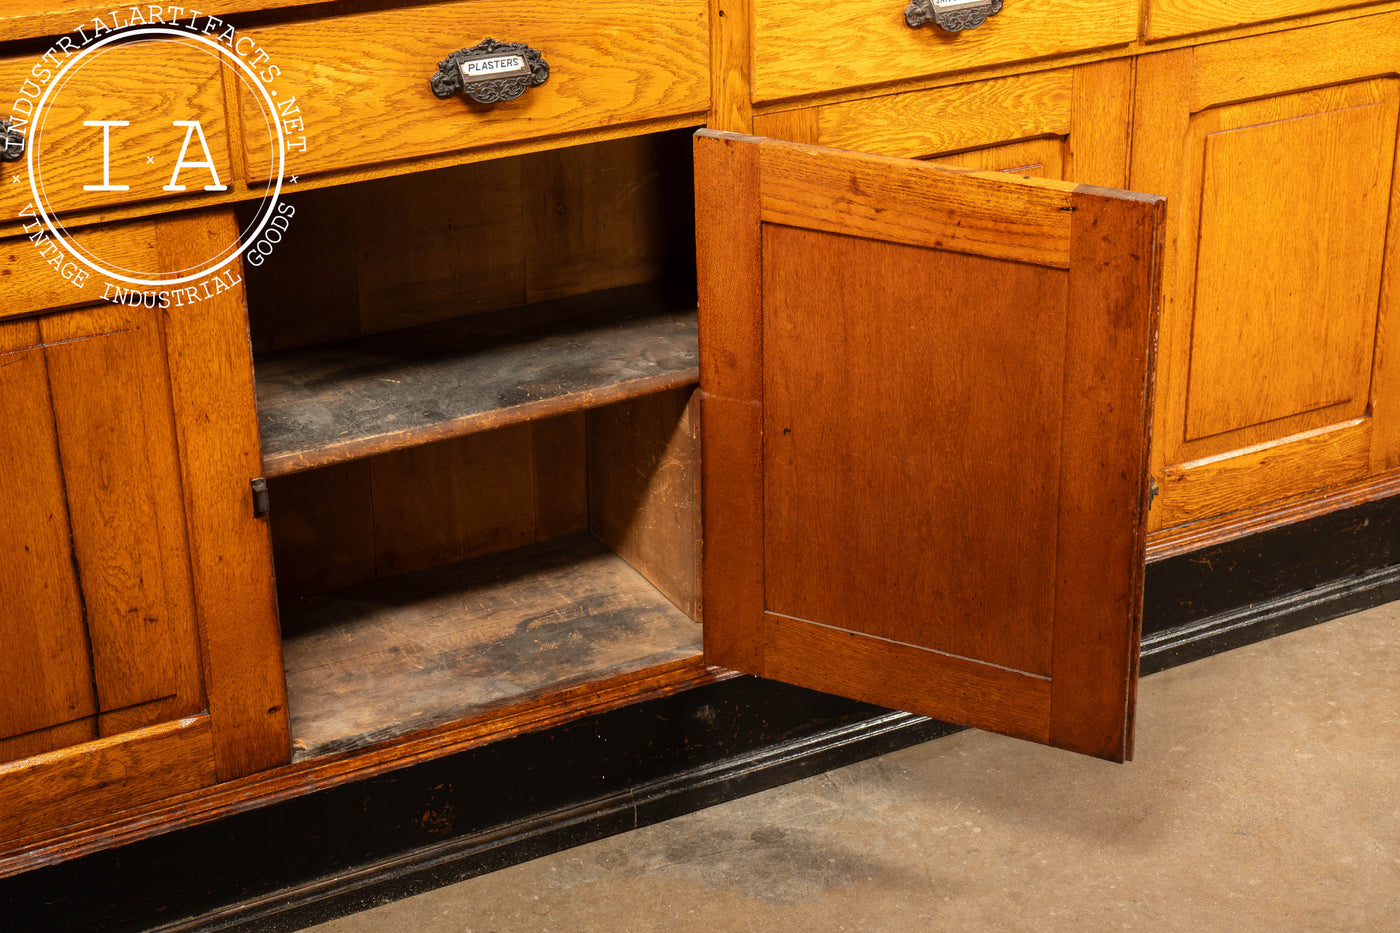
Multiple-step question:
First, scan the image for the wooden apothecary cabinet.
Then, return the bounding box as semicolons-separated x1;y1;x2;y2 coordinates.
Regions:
1;0;1396;880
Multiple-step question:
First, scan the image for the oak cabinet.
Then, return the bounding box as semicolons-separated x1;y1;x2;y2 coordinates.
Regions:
7;0;1391;871
0;125;1161;858
0;211;286;844
1132;15;1400;532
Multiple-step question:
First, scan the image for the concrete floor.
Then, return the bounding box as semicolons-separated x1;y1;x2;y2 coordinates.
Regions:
308;602;1400;933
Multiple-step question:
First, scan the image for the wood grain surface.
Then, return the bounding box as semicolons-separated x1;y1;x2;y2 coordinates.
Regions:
759;140;1075;268
279;535;701;758
255;283;699;476
1133;24;1400;532
266;415;592;598
588;389;701;618
0;320;95;755
697;130;1162;760
0;716;215;846
0;220;158;321
752;0;1136;103
158;210;289;780
761;224;1067;676
39;303;205;738
0;40;231;220
695;131;765;670
1145;0;1387;40
239;0;708;180
757;69;1073;160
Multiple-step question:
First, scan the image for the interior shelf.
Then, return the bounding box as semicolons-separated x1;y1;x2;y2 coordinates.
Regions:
255;283;699;477
279;534;703;760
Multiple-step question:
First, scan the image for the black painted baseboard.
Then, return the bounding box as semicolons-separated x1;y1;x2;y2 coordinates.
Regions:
5;494;1399;933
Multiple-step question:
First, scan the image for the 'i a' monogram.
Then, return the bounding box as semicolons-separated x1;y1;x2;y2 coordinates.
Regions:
82;120;228;193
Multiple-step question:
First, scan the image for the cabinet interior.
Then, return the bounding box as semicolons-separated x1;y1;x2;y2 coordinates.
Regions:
238;129;703;760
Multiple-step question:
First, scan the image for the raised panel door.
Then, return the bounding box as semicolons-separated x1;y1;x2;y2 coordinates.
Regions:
0;210;288;847
696;130;1163;761
1133;18;1400;532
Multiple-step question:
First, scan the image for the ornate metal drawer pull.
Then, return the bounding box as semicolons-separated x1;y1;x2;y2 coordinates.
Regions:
430;38;549;105
1;118;22;162
905;0;1003;32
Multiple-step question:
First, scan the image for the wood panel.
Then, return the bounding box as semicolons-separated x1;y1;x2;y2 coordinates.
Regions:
752;0;1137;103
759;143;1076;268
761;225;1067;676
0;41;231;221
1188;12;1400;111
0;716;216;846
240;132;696;354
40;303;205;737
933;137;1065;178
1183;83;1393;446
266;461;377;599
755;69;1074;160
241;188;360;354
239;0;708;180
279;536;702;758
158;211;289;780
268;416;588;597
352;159;526;336
1144;0;1389;40
0;320;95;752
0;220;158;321
523;133;695;303
370;425;539;578
751;59;1135;189
254;284;699;476
533;413;590;541
1133;30;1400;531
695;131;764;670
697;130;1162;760
588;389;701;618
0;1;327;43
1157;420;1373;528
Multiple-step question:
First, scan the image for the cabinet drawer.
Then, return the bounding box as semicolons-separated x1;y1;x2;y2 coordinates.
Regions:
240;0;709;181
0;42;231;220
1143;0;1388;41
752;0;1137;103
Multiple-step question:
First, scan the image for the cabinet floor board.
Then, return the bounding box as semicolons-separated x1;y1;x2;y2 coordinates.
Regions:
255;283;699;477
280;534;702;760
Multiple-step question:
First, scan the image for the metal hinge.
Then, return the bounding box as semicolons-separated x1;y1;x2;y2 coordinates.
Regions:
1147;477;1160;511
251;477;270;518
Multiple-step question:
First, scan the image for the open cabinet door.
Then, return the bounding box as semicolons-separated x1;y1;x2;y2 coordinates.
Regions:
696;129;1164;761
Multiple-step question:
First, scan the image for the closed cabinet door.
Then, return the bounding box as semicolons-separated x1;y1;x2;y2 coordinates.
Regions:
1132;16;1400;533
0;212;287;850
695;130;1164;761
753;59;1135;188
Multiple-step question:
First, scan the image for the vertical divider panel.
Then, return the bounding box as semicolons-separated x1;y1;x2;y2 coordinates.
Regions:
159;211;290;780
696;131;766;668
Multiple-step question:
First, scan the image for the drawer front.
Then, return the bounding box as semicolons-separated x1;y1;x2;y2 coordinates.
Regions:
1143;0;1388;41
241;0;709;180
0;41;232;221
753;0;1137;103
0;220;159;319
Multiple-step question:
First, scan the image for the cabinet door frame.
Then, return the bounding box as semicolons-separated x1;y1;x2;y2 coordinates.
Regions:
696;129;1163;761
0;210;288;849
1132;17;1400;533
